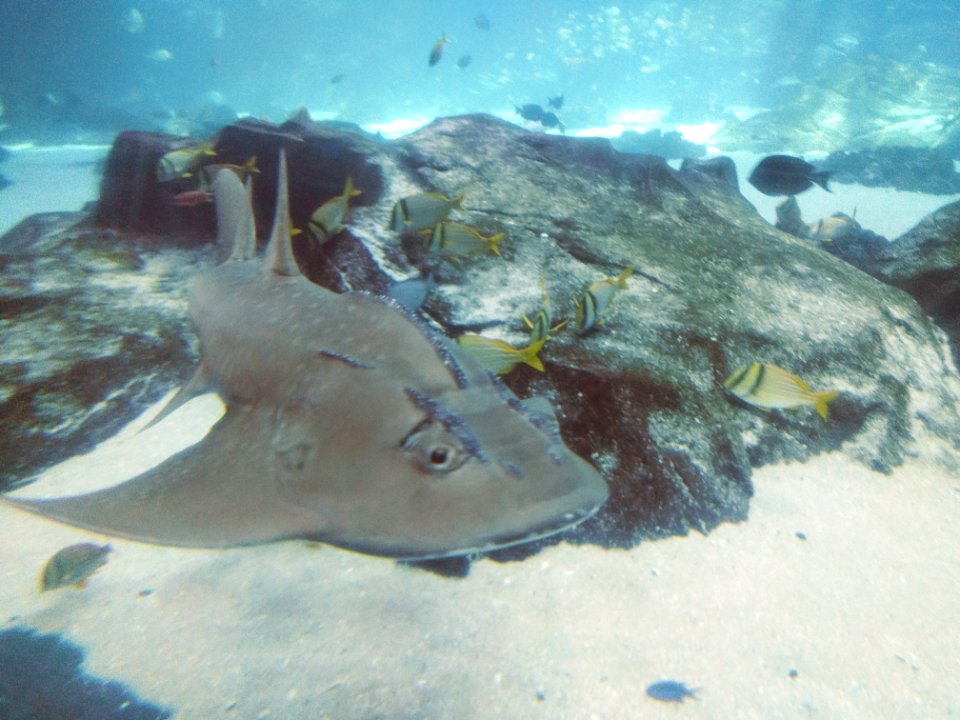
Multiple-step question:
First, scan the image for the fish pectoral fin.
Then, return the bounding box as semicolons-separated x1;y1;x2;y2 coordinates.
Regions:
140;365;211;432
4;406;325;548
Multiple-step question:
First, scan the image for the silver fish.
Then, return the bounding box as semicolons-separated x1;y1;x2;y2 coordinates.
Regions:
1;153;608;560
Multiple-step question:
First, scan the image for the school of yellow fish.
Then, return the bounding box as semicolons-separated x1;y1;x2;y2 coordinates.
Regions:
292;161;842;418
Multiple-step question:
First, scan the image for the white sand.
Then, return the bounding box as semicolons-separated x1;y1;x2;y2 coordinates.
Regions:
1;394;959;719
0;145;107;235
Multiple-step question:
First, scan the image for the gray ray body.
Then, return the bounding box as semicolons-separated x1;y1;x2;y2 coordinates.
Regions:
1;154;608;559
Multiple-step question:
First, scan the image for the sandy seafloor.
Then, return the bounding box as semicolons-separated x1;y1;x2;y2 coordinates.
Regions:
1;133;960;719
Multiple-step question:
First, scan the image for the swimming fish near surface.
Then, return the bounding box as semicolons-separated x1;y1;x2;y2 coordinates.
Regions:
425;221;504;257
457;335;546;376
574;266;633;335
40;543;112;592
428;34;448;66
390;191;464;234
723;362;839;419
307;176;361;245
1;153;608;560
748;155;831;197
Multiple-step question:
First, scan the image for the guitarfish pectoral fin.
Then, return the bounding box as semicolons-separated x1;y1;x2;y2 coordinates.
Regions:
1;406;326;548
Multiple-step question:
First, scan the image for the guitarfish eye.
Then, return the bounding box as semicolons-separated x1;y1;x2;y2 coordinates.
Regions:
401;422;467;474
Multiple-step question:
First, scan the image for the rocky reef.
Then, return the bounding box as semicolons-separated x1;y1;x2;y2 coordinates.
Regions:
821;147;960;195
0;212;199;489
823;200;960;369
3;114;959;548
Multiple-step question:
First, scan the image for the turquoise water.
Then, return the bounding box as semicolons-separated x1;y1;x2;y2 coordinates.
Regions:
1;4;959;720
1;1;958;142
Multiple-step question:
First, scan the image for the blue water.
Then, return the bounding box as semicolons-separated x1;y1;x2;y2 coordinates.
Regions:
1;1;957;142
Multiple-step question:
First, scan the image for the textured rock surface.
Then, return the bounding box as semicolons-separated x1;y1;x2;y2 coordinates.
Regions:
0;212;203;489
4;114;960;547
840;200;960;366
822;147;960;194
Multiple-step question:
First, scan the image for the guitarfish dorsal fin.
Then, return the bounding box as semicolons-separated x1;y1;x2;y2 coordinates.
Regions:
264;150;300;277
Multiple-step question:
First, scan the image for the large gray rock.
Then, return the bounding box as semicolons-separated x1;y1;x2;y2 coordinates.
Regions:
850;200;960;365
3;114;959;549
0;213;202;490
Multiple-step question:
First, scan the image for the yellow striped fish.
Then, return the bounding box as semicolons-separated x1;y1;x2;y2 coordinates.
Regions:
390;191;464;234
522;277;566;343
156;141;216;182
574;266;632;334
723;362;839;419
426;221;504;257
307;176;362;244
457;335;546;375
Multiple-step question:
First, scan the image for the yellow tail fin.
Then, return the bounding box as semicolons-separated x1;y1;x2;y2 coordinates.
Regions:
614;265;634;288
812;390;840;419
520;338;547;371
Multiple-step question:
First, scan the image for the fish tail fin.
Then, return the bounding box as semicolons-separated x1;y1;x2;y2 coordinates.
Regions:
520;339;547;371
812;390;840;419
812;171;832;193
451;191;466;210
614;265;634;288
344;175;361;198
488;232;505;256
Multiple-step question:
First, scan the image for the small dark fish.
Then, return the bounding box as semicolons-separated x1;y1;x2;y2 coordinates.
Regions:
645;680;698;703
330;74;346;84
516;104;546;122
456;54;472;70
748;154;832;196
429;34;448;67
548;94;564;110
40;543;112;592
540;111;565;133
474;13;491;31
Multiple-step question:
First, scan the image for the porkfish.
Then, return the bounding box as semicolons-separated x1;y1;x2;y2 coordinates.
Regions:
0;152;608;560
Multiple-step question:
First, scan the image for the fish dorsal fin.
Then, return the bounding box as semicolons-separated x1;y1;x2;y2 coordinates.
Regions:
213;169;256;262
264;149;301;277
